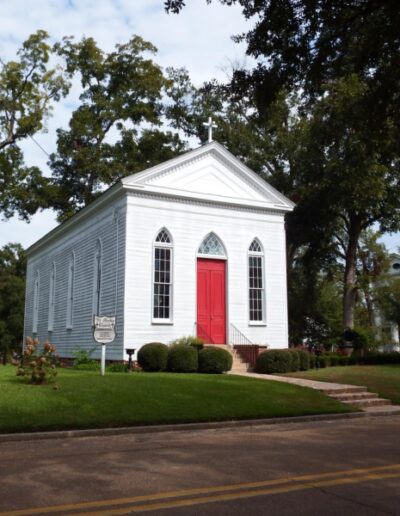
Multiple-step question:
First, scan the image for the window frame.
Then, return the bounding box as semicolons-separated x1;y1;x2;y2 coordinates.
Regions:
32;270;40;334
66;253;75;330
248;238;266;326
197;232;227;260
48;262;56;332
152;228;173;324
92;240;102;324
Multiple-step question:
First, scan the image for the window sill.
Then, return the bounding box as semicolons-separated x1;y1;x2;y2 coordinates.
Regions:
249;322;267;327
152;320;174;325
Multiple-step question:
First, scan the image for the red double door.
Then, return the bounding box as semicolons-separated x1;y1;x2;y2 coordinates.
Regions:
197;259;226;344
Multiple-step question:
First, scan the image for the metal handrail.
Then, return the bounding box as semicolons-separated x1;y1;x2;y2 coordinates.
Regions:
229;323;254;346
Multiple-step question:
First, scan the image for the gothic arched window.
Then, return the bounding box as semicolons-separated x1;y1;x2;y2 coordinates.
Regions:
48;262;56;332
67;253;75;329
92;241;102;320
248;238;265;323
153;228;173;321
198;233;226;257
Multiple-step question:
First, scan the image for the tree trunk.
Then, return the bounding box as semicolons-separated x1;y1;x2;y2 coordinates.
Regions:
343;214;362;329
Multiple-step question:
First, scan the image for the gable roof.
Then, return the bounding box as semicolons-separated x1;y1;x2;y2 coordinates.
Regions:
122;141;294;212
27;142;294;255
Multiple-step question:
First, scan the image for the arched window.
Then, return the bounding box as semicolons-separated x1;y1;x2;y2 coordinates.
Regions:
33;270;40;334
92;241;102;320
248;238;265;323
153;228;173;321
66;253;75;329
198;232;226;257
48;262;56;332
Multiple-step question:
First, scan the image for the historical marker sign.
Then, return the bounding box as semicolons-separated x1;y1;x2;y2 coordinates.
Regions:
94;316;116;344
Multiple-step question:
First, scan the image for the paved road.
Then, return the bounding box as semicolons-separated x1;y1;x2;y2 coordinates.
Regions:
0;416;399;515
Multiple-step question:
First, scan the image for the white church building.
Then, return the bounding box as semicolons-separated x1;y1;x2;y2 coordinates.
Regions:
24;140;294;361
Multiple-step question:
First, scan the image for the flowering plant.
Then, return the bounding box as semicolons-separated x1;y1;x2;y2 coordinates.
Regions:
16;337;59;384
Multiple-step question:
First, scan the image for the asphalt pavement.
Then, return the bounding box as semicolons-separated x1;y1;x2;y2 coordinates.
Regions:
0;415;399;515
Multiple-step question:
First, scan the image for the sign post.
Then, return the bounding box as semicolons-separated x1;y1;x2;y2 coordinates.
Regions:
93;316;116;376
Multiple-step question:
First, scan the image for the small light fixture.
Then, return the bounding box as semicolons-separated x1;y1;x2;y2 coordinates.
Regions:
125;348;136;371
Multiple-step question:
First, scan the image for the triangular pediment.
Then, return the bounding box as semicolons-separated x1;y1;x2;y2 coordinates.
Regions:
121;142;294;212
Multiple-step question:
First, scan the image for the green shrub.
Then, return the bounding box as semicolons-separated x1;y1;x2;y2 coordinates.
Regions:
358;352;400;365
330;355;340;366
256;350;292;374
74;361;99;371
337;355;350;366
288;349;300;371
198;347;232;374
167;344;198;372
348;355;357;365
309;353;316;369
171;336;205;351
137;343;168;372
317;355;330;368
297;349;310;371
72;347;96;366
107;363;128;373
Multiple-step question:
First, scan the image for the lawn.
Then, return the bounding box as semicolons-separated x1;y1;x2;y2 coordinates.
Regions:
0;365;354;433
284;365;400;404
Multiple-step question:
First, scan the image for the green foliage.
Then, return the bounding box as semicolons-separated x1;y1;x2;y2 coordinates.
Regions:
171;336;205;351
288;350;300;372
0;244;26;363
73;362;99;371
375;278;400;334
198;347;233;374
309;353;316;369
256;350;292;374
358;353;400;366
137;342;168;372
16;337;58;384
297;349;310;371
317;355;330;368
106;363;128;373
167;344;198;373
50;35;185;221
0;31;70;220
72;347;96;366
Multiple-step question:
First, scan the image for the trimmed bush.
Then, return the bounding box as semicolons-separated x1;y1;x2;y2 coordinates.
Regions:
167;344;198;373
171;336;205;352
330;355;340;366
198;347;232;374
358;352;400;365
288;349;300;371
107;363;128;373
256;350;292;374
317;355;330;368
309;353;316;369
297;349;310;371
137;343;168;372
337;355;350;366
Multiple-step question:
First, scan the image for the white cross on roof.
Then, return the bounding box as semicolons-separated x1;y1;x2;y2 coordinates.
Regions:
203;116;217;143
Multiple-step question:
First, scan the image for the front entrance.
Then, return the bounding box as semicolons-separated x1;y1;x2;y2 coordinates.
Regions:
197;258;226;344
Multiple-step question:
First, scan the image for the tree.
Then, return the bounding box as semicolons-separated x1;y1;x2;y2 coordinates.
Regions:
375;279;400;338
49;36;185;221
0;244;26;364
165;1;400;331
0;31;70;220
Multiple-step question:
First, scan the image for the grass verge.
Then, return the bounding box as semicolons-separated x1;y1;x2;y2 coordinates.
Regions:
0;366;354;433
284;365;400;404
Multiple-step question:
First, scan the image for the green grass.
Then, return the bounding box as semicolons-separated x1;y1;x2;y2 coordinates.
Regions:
0;365;354;433
283;365;400;404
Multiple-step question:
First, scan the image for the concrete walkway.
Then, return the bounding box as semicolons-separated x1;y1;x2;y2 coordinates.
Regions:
228;371;400;414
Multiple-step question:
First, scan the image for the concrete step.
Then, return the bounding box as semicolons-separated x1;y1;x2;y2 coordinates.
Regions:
342;398;392;407
329;392;377;401
320;386;368;395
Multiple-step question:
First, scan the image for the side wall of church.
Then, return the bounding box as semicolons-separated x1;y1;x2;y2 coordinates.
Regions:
24;197;127;361
123;193;288;357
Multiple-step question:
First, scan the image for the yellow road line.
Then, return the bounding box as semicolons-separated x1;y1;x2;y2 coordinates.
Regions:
1;464;399;516
80;471;400;515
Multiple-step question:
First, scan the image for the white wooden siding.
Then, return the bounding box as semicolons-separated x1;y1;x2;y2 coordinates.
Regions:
124;193;288;357
24;198;127;360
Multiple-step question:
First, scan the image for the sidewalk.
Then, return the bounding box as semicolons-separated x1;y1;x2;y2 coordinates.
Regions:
228;371;400;414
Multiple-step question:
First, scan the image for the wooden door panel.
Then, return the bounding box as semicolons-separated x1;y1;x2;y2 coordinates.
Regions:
197;259;226;344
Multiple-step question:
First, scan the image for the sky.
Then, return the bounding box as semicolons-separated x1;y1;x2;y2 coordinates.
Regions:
0;0;254;249
0;0;398;252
